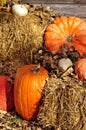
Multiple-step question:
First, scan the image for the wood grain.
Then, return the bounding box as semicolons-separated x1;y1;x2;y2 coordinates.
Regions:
22;0;86;21
48;4;86;18
74;0;86;4
23;0;86;4
23;0;74;4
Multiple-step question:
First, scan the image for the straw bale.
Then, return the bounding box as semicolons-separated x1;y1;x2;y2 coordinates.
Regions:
0;5;53;75
37;75;86;130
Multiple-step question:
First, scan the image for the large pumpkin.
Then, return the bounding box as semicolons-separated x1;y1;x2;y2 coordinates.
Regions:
44;16;86;55
14;64;48;120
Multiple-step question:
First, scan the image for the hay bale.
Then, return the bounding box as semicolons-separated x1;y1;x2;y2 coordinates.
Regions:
0;5;53;75
37;75;86;130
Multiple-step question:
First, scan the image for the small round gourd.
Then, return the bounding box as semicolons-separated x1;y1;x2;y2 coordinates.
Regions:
12;4;28;16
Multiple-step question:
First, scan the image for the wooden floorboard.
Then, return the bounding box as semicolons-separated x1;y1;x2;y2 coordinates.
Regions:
23;0;74;4
22;0;86;21
23;0;86;4
46;4;86;19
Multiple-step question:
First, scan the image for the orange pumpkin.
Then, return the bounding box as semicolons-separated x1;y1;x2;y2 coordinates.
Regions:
14;64;48;120
74;58;86;80
44;16;86;55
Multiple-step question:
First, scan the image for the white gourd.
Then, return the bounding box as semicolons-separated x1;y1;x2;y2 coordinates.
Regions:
12;4;28;16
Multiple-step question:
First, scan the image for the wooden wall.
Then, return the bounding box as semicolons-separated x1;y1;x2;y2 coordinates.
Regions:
22;0;86;4
22;0;86;20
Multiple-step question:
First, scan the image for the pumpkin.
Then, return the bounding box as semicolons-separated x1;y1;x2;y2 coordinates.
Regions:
0;76;14;111
74;58;86;80
44;16;86;55
14;64;48;120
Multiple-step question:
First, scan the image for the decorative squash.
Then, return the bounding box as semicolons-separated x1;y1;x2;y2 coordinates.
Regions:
44;16;86;55
14;64;48;120
12;4;28;16
74;58;86;80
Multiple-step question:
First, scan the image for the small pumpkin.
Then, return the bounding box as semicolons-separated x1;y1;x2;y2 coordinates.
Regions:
0;76;14;111
44;16;86;55
14;64;48;120
74;58;86;80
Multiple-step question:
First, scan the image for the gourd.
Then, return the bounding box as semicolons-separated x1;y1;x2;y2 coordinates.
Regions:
14;64;48;120
44;16;86;55
12;4;28;16
74;58;86;80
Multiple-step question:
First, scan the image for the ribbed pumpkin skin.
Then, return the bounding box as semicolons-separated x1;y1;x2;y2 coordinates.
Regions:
44;16;86;55
75;58;86;80
14;64;48;120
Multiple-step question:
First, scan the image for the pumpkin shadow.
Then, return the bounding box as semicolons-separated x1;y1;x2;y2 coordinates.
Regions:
5;76;15;112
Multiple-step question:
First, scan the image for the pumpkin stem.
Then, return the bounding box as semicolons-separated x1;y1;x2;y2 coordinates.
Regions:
67;34;75;43
30;64;41;74
67;36;73;42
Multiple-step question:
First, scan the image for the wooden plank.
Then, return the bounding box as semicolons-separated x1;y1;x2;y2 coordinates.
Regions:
48;4;86;18
23;0;86;4
74;0;86;4
27;4;86;20
22;0;86;21
22;0;74;4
